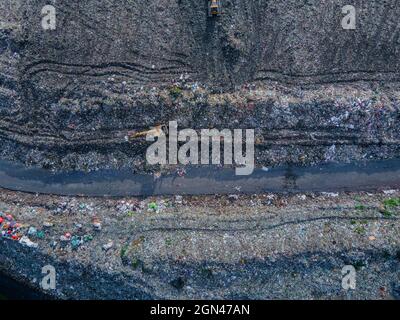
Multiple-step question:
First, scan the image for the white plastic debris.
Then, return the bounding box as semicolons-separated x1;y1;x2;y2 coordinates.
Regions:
383;190;397;195
75;223;83;229
19;236;38;249
60;235;70;242
175;195;183;204
43;221;54;228
321;192;339;197
27;227;37;236
102;241;114;251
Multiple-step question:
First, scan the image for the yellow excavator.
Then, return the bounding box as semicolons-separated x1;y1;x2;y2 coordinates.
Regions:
208;0;222;17
127;125;168;141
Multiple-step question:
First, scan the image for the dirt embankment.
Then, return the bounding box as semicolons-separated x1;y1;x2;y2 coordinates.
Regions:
1;1;400;172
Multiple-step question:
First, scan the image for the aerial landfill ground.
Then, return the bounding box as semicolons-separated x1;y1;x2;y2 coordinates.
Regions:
0;0;399;300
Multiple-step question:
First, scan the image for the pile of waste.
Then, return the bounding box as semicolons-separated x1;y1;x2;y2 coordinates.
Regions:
0;211;22;241
0;211;39;248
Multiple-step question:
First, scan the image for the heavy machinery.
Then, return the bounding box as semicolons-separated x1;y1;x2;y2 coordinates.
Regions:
127;125;168;141
208;0;222;17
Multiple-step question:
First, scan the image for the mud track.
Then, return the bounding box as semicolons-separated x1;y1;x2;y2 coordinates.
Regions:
0;158;399;196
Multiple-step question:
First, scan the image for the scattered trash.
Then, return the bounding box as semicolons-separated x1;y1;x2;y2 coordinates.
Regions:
1;212;22;242
28;226;37;236
36;230;45;239
263;198;273;205
383;190;397;195
116;200;141;215
127;211;135;217
43;221;54;228
78;203;94;212
60;232;71;242
71;236;83;250
228;194;239;201
93;218;102;231
321;192;339;198
75;223;83;230
83;234;93;242
102;241;114;251
175;195;183;204
19;236;38;249
176;168;187;177
191;82;199;92
148;202;159;212
261;166;270;172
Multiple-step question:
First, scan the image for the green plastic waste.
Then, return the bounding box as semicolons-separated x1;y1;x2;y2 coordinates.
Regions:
148;202;158;211
83;234;93;242
36;230;45;239
71;236;82;249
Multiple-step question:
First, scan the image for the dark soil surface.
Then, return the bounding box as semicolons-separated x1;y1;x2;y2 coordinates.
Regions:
1;1;400;172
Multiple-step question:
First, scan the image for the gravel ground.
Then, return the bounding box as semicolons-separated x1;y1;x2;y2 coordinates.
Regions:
0;188;399;300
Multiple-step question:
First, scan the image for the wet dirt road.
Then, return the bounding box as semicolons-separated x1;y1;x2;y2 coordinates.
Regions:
0;159;399;197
